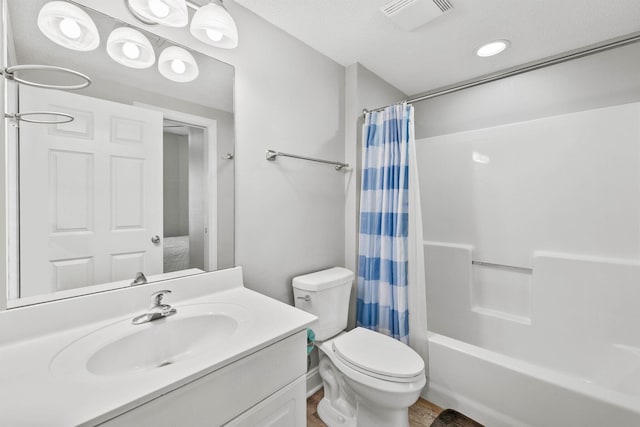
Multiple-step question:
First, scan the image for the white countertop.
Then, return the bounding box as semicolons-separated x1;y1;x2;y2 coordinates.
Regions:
0;269;315;426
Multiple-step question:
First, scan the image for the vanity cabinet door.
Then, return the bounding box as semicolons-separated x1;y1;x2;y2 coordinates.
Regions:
223;375;306;427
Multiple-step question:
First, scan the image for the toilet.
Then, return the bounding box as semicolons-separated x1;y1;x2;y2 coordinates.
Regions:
293;267;426;427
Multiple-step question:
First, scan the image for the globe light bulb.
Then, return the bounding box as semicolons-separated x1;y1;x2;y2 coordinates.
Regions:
122;42;141;59
170;59;186;74
59;17;82;39
148;0;170;18
205;28;224;42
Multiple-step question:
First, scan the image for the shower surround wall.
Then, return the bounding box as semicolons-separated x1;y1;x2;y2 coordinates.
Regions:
414;42;640;426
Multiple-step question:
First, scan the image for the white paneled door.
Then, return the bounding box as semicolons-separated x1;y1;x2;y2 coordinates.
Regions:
19;86;164;298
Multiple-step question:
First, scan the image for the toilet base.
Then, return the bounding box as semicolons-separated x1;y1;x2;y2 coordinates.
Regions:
354;401;410;427
317;397;356;427
315;333;425;427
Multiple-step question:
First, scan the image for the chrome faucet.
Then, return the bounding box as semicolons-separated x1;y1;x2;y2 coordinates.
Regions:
131;271;147;286
132;290;177;325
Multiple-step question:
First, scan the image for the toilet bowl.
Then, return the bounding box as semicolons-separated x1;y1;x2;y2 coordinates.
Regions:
317;328;426;427
292;268;426;427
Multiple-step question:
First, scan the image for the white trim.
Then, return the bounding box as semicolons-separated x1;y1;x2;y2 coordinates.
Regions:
306;366;323;398
2;0;16;308
0;0;7;310
134;102;218;271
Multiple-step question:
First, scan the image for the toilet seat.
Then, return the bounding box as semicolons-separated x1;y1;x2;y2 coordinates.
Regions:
332;327;424;383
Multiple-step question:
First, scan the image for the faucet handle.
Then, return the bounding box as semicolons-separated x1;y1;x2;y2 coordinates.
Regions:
131;271;147;286
151;290;172;306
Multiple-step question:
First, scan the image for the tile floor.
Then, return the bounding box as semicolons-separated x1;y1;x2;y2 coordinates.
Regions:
307;389;443;427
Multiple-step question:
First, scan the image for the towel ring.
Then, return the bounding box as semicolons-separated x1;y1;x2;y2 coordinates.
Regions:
3;65;91;90
5;112;75;125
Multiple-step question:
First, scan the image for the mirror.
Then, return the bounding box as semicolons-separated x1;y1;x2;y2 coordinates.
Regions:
4;0;235;306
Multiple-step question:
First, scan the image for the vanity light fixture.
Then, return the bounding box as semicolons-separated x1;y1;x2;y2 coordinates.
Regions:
106;28;156;69
476;39;510;57
126;0;189;27
158;46;199;82
190;1;238;49
37;1;100;51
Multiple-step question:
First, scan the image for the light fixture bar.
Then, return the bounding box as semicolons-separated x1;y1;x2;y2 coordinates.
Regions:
185;0;224;10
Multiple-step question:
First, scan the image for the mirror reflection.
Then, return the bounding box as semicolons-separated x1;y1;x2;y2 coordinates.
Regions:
5;0;235;306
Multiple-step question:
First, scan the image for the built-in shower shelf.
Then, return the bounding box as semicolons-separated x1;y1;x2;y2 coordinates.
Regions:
471;260;533;325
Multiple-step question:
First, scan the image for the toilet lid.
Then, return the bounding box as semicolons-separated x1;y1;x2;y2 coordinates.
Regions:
332;327;424;382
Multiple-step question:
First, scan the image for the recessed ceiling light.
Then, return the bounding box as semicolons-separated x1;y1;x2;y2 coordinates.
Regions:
476;40;510;57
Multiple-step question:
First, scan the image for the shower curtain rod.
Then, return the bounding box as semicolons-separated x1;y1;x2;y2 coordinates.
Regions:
363;31;640;115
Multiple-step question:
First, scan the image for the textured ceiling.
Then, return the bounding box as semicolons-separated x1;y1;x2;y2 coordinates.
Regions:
235;0;640;96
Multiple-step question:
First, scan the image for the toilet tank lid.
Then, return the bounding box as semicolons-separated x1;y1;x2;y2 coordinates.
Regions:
292;267;354;291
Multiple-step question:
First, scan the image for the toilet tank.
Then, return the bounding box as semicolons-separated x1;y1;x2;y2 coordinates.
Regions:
292;267;354;341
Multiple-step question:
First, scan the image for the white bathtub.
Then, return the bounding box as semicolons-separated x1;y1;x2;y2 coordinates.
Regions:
425;333;640;427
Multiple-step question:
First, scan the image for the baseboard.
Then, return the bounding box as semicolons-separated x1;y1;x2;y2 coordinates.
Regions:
306;366;323;398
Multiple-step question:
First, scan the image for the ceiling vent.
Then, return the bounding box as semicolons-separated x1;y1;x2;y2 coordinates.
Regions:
381;0;453;31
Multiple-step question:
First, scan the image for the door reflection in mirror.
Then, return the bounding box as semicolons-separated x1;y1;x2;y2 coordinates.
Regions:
5;0;235;306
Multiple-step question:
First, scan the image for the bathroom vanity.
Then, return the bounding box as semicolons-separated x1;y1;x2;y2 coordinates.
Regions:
0;268;316;426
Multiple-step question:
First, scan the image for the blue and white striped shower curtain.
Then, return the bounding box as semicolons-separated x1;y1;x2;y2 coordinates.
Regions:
356;103;413;343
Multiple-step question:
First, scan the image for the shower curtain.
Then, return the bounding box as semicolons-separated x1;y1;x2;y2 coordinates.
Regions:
357;103;413;343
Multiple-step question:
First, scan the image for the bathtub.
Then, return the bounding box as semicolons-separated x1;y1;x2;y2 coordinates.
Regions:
425;333;640;427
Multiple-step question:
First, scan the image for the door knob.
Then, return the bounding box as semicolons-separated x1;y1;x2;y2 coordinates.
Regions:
151;235;161;244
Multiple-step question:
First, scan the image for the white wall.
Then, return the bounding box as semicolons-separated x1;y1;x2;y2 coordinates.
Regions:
72;0;346;304
163;133;189;238
344;63;406;328
0;2;6;311
188;128;205;271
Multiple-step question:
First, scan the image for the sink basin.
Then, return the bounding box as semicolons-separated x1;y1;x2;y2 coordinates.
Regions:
88;314;237;375
50;303;250;378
